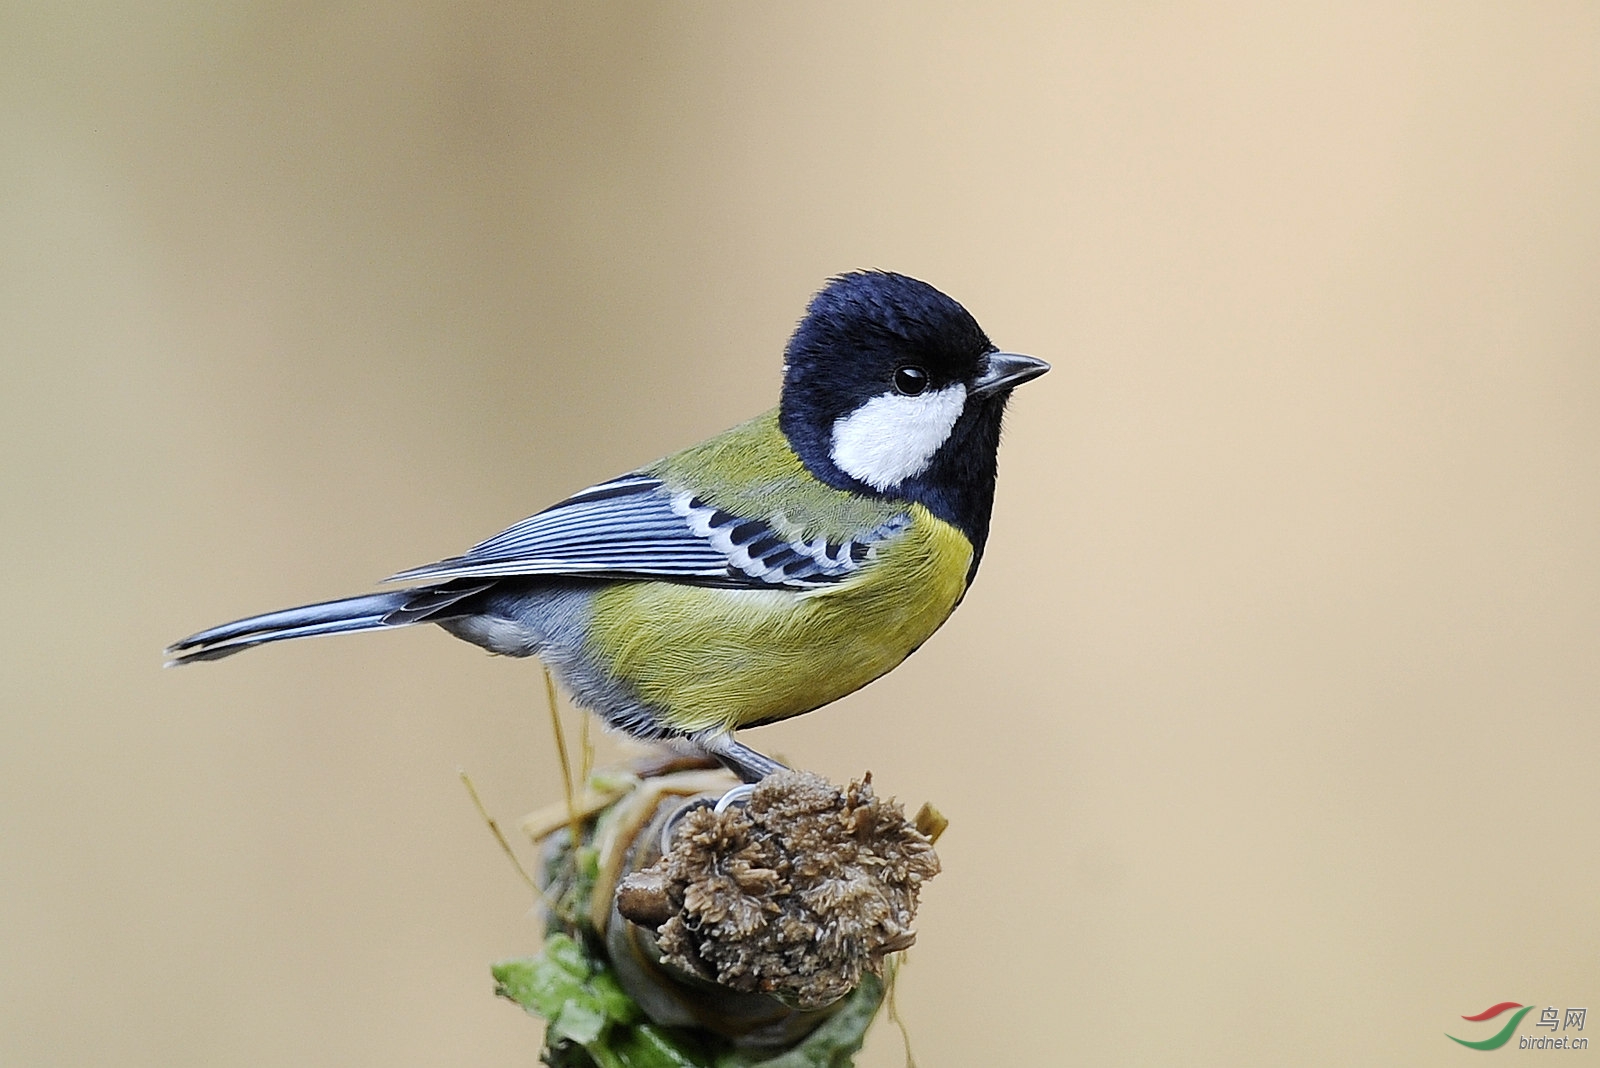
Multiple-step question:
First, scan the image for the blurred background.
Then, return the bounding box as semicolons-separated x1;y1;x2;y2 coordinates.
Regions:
3;3;1596;1065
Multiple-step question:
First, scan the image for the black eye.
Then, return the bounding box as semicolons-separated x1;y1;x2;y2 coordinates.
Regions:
893;366;929;396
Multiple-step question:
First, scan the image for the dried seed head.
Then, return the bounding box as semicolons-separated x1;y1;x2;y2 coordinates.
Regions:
615;770;940;1010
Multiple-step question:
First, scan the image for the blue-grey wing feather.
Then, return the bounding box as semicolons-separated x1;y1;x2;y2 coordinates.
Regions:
385;473;907;588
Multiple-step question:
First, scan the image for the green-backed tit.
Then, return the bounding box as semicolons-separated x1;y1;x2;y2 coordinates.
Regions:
167;271;1049;781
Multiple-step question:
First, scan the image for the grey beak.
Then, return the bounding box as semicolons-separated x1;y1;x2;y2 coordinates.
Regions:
971;351;1051;398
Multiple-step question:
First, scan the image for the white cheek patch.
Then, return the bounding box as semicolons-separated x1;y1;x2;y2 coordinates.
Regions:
829;383;967;491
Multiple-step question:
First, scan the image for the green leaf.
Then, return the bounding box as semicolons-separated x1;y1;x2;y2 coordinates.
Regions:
492;951;589;1021
611;1023;708;1068
546;933;594;978
590;968;643;1024
552;998;609;1046
491;958;545;1012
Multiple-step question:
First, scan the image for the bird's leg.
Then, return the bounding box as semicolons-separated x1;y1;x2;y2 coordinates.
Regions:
693;732;789;784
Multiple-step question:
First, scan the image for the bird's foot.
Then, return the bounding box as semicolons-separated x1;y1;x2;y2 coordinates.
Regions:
692;732;788;784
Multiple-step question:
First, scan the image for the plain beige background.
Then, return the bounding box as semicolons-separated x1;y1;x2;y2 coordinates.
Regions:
3;4;1596;1065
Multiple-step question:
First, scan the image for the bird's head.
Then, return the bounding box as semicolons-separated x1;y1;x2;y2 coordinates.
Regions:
779;271;1049;499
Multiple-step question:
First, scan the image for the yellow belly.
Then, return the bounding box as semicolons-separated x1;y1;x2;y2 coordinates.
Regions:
585;505;973;733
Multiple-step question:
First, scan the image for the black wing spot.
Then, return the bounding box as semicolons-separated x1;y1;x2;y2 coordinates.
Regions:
755;549;806;575
759;546;805;571
743;533;783;558
728;519;765;543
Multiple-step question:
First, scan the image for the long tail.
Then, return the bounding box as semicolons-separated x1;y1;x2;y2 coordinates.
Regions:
165;584;485;666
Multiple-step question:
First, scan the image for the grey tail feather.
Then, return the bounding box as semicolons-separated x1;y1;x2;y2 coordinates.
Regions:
164;586;483;666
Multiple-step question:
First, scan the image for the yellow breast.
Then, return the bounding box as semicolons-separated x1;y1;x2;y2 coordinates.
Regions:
585;504;973;733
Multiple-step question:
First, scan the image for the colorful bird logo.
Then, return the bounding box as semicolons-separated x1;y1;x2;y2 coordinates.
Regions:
1447;1002;1534;1050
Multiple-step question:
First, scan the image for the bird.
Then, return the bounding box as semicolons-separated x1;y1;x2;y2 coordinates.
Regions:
167;271;1049;782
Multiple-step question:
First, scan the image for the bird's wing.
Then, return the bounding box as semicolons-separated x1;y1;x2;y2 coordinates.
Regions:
384;473;910;589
